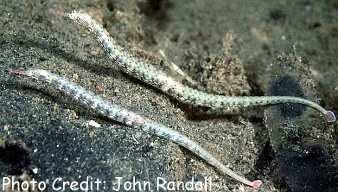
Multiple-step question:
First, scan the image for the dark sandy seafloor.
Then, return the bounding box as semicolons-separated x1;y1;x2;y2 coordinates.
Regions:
0;0;337;192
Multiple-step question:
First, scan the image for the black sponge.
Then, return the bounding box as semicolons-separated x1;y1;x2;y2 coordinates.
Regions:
268;75;306;118
276;145;338;192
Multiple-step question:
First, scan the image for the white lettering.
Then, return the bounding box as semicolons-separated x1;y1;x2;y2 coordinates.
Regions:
143;180;151;190
12;177;20;190
2;177;47;191
79;178;89;190
124;180;132;190
69;181;78;191
2;177;11;190
156;177;166;190
156;176;213;191
112;177;122;191
185;178;195;190
93;178;102;190
52;177;62;191
21;181;29;191
132;177;141;190
38;181;47;190
166;181;176;190
195;181;203;190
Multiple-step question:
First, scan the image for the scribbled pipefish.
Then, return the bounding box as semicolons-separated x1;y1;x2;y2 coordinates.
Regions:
8;68;262;188
48;9;336;123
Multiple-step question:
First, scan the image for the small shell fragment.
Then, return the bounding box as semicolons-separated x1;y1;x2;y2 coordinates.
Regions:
87;120;101;128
